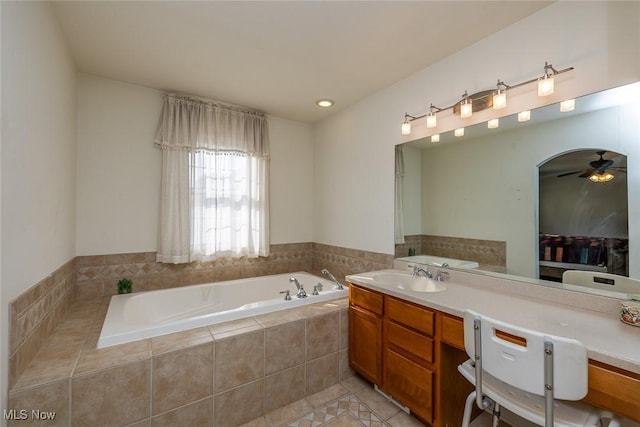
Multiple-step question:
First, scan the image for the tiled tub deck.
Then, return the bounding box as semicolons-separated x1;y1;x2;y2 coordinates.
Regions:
8;296;351;427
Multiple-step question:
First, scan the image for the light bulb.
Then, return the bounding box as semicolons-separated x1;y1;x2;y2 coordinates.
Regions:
431;134;440;143
454;127;464;137
426;112;437;128
460;98;473;118
488;119;499;129
560;99;575;112
401;120;411;135
493;89;507;109
538;75;554;96
518;110;531;122
589;172;614;183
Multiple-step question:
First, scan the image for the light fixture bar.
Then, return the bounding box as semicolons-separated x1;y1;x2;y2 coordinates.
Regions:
400;62;574;135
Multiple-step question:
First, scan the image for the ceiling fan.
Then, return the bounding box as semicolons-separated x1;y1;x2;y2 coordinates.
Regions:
556;151;627;179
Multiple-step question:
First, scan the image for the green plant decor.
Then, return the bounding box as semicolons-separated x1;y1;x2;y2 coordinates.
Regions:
117;278;132;294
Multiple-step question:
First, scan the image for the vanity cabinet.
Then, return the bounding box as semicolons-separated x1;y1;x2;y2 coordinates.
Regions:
383;296;435;423
349;284;383;385
349;283;640;426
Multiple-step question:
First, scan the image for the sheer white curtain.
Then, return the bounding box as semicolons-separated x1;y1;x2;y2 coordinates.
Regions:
394;145;406;244
155;95;269;263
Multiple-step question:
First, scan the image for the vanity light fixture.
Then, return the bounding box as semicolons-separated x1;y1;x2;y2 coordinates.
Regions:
315;98;335;108
537;62;556;96
488;118;499;129
460;91;473;118
431;134;440;143
400;61;573;136
518;110;531;122
560;99;575;112
454;127;465;137
492;80;508;109
401;114;412;135
426;104;438;128
589;171;614;183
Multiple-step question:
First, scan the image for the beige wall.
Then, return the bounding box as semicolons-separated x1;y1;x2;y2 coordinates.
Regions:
313;1;640;256
1;1;77;416
76;74;315;255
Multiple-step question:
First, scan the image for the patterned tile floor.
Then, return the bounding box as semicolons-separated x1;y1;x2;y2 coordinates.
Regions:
287;394;384;427
242;375;424;427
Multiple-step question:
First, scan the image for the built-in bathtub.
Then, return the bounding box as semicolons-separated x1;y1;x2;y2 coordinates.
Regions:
98;271;347;348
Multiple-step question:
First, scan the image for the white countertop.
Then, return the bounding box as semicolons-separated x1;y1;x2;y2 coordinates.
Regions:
346;269;640;375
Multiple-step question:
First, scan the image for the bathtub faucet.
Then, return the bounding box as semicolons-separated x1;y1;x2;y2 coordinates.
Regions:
321;269;344;290
289;277;307;298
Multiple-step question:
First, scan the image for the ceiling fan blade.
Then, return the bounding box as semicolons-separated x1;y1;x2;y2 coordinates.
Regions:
556;170;583;178
578;168;595;178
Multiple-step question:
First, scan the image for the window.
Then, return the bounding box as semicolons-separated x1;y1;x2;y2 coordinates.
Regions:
155;95;269;263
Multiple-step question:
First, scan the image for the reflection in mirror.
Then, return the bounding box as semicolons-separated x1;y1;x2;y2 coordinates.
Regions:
538;150;628;282
394;81;640;299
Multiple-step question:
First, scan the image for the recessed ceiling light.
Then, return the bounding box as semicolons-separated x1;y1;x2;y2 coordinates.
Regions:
315;99;335;108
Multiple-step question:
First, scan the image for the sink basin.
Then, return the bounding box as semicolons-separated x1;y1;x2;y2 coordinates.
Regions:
373;273;446;292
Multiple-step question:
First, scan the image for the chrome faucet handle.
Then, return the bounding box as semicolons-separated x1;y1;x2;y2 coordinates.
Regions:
435;270;449;282
279;290;292;300
312;283;323;295
297;286;307;298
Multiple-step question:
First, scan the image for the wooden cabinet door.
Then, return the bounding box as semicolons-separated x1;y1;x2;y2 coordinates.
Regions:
384;348;434;424
349;305;382;384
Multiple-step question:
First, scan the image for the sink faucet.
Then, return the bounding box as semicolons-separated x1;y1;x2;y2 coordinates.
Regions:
289;277;307;298
412;265;432;278
321;268;344;290
435;270;449;282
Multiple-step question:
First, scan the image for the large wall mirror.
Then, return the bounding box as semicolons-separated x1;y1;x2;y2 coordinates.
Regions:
395;81;640;299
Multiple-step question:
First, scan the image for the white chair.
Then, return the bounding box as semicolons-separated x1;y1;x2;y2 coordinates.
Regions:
458;309;621;427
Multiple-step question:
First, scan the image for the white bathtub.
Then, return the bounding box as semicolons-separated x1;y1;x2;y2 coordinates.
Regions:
98;272;347;348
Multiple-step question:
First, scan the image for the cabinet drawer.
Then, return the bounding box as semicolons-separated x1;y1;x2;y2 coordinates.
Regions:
384;348;433;423
349;284;383;315
386;320;434;364
585;361;640;423
441;314;465;351
386;296;434;336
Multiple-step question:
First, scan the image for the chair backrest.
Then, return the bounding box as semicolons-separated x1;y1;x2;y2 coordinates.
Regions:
463;310;588;400
562;270;640;296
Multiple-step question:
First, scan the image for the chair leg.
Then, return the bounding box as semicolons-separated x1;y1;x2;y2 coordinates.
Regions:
461;391;476;427
492;403;500;427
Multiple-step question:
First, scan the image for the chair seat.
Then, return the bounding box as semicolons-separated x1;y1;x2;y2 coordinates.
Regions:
458;360;602;427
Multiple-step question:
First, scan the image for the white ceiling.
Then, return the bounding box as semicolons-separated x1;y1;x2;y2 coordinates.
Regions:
52;1;552;123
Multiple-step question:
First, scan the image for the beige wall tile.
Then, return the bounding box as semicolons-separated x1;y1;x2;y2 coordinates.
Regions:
7;379;69;427
152;343;213;415
214;330;264;392
265;320;305;375
339;309;349;350
151;327;213;356
306;313;339;361
305;352;339;396
151;397;213;427
264;365;305;412
74;339;151;375
214;379;264;427
75;279;105;301
339;349;355;381
72;360;151;427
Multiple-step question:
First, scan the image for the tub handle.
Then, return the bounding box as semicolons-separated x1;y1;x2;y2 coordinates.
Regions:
313;283;323;295
279;290;292;301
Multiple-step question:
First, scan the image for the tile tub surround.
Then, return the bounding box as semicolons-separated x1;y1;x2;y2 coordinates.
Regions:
8;296;352;427
394;235;506;272
8;258;76;389
75;243;394;300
